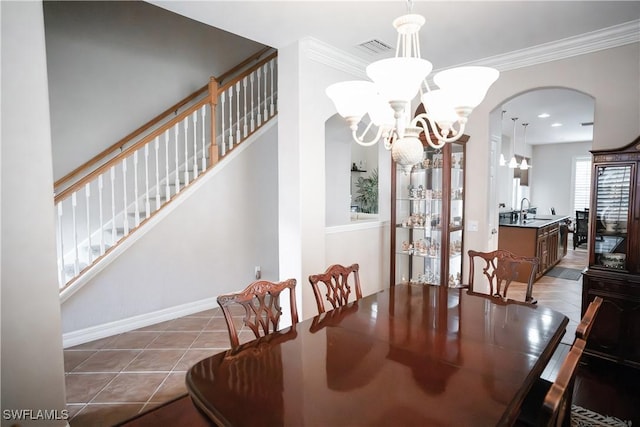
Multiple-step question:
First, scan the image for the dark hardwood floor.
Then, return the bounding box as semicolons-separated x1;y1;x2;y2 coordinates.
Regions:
117;247;640;426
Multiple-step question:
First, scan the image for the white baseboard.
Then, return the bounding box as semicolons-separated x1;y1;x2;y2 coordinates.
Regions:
62;296;219;348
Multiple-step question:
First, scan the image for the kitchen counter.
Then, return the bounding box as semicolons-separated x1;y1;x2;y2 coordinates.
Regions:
499;214;570;228
499;215;570;281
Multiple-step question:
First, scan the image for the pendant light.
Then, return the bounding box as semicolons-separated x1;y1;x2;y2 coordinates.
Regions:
519;122;531;170
508;117;519;168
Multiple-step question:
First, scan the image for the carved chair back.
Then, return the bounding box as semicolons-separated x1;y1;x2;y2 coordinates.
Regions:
217;278;298;348
468;249;539;302
309;263;362;314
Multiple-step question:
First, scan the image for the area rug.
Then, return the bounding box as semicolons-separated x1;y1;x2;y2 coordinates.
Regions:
572;405;632;426
545;266;583;281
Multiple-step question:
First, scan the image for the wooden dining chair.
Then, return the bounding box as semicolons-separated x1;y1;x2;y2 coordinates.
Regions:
575;296;603;341
308;263;362;314
217;278;298;348
516;338;587;427
468;249;539;303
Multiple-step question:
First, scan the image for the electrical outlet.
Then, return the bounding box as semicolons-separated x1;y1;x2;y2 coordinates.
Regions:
255;266;261;280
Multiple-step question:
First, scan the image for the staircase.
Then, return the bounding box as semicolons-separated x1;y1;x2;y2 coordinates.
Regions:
54;50;278;297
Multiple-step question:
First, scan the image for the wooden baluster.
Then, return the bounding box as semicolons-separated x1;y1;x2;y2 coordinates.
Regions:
133;150;140;227
221;90;226;157
144;143;151;219
183;119;189;186
208;77;219;166
201;105;207;172
98;175;105;256
228;86;234;150
154;136;161;211
122;158;129;236
164;130;171;201
110;167;116;244
250;73;256;133
270;58;276;116
257;67;262;127
174;123;181;194
235;81;241;143
85;183;92;263
243;76;248;137
192;111;198;178
57;202;65;286
263;64;268;121
71;192;79;276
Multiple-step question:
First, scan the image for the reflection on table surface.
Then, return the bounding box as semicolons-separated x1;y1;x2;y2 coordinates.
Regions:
187;284;568;427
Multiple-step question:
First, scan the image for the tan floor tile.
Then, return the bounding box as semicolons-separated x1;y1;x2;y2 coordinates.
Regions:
66;404;85;420
109;331;161;349
124;349;185;372
70;403;144;427
173;349;220;372
164;316;211;331
190;331;231;349
92;373;166;403
133;320;173;332
205;316;239;331
148;372;187;403
73;350;141;372
146;331;199;349
65;373;117;403
186;308;220;317
67;335;119;350
64;350;97;372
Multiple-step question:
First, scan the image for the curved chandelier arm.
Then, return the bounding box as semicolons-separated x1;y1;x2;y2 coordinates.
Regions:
351;122;385;147
411;114;467;148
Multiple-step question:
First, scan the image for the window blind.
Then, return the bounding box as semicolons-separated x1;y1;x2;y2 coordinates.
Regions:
574;156;592;212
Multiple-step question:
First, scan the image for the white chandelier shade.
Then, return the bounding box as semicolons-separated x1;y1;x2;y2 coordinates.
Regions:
325;8;499;172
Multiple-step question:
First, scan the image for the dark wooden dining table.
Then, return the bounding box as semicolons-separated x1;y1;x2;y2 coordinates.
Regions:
186;283;568;426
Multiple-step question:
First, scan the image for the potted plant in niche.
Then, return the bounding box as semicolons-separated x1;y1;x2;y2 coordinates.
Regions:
355;168;378;214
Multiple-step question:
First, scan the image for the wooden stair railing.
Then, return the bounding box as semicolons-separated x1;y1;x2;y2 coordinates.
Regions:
54;50;278;291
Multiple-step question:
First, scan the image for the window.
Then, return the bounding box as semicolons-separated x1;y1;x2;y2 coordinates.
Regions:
573;156;592;212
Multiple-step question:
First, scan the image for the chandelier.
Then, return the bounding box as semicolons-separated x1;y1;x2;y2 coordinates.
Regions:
326;4;499;174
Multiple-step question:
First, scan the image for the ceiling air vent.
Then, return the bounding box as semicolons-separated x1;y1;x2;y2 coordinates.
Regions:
581;122;594;126
356;39;393;55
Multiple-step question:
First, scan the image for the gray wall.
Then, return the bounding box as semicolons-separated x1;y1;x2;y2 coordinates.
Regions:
1;2;68;425
62;124;279;333
43;0;265;181
530;141;592;217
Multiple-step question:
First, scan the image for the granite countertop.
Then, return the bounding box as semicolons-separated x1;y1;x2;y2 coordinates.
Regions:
499;214;570;229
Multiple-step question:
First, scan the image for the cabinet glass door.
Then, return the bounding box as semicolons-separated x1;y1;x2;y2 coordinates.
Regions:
593;164;632;270
448;143;464;286
394;148;443;285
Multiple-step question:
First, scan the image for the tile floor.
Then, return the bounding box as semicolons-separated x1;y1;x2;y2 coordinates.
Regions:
64;308;255;426
64;246;588;427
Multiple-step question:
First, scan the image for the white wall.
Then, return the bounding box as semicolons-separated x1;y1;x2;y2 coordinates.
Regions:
1;2;68;425
278;38;392;319
463;43;640;274
43;1;265;181
61;124;279;334
530;141;592;216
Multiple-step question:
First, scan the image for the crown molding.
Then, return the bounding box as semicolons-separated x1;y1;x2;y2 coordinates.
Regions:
305;19;640;76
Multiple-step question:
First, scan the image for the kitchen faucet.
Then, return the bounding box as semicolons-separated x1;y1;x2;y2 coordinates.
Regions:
520;197;531;221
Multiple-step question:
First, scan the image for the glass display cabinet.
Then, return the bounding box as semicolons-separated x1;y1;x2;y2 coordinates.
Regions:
390;132;468;287
582;136;640;368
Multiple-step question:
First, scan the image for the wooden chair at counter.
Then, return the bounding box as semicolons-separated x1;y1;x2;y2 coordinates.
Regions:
516;338;587;427
574;210;589;249
468;249;539;304
217;278;298;348
309;263;362;314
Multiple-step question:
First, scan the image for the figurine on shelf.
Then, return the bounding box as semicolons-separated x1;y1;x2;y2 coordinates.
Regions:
422;158;431;169
401;241;411;253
